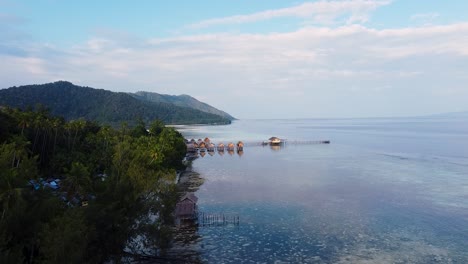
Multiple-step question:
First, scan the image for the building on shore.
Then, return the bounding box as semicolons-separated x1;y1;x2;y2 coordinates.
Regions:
175;193;198;219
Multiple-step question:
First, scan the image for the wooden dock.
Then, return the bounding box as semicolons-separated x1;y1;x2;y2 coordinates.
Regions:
250;140;330;146
198;212;239;227
185;139;330;156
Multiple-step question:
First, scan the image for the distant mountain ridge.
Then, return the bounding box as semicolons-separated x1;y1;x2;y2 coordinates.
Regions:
131;91;235;120
0;81;233;125
430;111;468;118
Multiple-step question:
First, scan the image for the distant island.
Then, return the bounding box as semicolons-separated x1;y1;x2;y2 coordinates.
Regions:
0;81;235;125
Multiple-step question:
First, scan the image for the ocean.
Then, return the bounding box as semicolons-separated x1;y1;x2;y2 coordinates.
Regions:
175;116;468;263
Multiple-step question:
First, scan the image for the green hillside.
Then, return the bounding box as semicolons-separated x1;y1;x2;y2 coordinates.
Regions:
0;81;232;125
132;91;235;120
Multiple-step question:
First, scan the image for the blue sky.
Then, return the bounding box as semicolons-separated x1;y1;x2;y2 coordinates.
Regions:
1;0;468;118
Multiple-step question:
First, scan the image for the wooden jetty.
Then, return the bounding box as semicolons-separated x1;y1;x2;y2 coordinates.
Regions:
185;137;331;157
257;139;330;146
198;212;239;227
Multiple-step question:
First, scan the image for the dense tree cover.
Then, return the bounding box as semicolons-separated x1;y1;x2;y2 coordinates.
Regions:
0;107;187;263
0;81;232;126
133;91;235;120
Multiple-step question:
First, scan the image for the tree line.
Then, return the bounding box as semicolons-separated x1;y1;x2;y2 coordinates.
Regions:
0;106;187;263
0;81;232;126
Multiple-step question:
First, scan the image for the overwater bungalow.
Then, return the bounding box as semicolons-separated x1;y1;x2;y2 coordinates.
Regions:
227;142;235;151
199;141;206;149
269;137;282;145
207;143;215;152
204;137;211;144
237;141;244;151
217;143;225;151
186;143;197;152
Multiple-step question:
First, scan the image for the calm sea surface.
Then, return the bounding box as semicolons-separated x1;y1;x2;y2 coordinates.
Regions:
175;117;468;263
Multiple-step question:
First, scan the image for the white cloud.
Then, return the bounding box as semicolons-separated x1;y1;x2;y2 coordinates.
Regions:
1;22;468;118
188;0;392;29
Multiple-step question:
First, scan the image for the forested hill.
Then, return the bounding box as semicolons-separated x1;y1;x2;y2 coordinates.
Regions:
132;91;235;120
0;81;232;125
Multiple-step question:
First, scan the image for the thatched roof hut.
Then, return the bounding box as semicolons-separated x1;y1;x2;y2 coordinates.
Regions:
198;142;206;148
186;143;197;152
207;143;215;151
227;142;235;150
217;143;225;151
204;137;211;143
269;137;282;144
237;141;244;150
175;193;198;219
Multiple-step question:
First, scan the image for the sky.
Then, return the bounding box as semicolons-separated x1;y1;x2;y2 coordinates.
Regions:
1;0;468;119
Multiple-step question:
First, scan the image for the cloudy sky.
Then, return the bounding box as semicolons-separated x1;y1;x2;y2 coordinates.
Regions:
1;0;468;119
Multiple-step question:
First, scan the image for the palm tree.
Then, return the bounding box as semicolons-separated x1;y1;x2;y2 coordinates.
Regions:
63;162;91;198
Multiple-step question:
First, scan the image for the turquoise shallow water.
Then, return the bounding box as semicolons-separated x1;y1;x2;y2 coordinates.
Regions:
177;117;468;263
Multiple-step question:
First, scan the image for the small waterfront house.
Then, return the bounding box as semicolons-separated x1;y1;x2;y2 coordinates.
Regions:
199;142;206;149
217;143;225;151
186;143;197;152
175;193;198;220
207;143;215;151
204;137;211;143
237;141;244;151
227;142;235;151
269;137;282;145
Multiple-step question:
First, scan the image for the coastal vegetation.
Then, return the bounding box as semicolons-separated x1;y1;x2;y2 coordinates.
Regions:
132;91;235;120
0;106;187;263
0;81;233;126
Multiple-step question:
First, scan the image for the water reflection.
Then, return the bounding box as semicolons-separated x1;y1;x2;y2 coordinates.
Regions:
269;144;282;151
176;119;468;263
